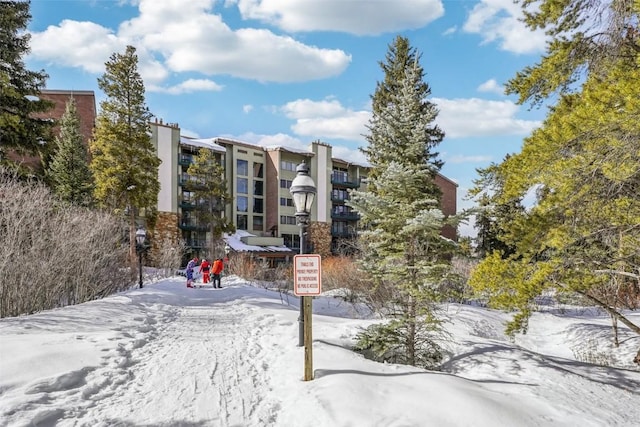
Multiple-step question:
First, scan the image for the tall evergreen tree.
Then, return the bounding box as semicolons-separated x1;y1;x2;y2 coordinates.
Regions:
469;1;640;360
507;0;640;106
0;0;54;175
347;38;456;369
363;35;444;193
47;98;94;206
90;45;161;259
186;148;235;258
469;58;640;344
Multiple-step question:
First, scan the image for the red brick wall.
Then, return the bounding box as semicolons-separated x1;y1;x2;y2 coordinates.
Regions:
39;90;96;147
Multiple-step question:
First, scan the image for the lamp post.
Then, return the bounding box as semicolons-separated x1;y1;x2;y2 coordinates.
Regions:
289;161;316;380
135;227;146;289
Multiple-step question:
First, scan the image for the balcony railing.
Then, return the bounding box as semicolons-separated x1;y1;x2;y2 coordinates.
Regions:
185;239;210;248
179;154;194;166
179;222;208;231
331;173;360;188
180;200;196;209
331;195;348;203
331;230;358;238
331;212;359;221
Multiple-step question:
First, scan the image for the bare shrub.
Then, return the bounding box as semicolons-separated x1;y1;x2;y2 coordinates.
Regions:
225;253;261;283
0;170;130;318
153;236;187;279
571;339;615;367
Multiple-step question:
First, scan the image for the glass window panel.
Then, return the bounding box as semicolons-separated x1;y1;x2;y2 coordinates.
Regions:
237;159;249;176
254;180;263;196
253;162;264;178
237;196;248;212
237;177;248;194
237;214;248;230
253;198;264;213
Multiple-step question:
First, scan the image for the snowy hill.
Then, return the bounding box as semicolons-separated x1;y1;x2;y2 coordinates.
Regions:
1;276;639;426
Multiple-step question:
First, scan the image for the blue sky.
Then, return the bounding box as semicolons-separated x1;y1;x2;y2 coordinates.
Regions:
26;0;549;236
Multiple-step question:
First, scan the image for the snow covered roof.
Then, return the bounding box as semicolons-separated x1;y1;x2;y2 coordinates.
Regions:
224;231;294;254
332;157;371;168
263;145;314;156
180;136;226;153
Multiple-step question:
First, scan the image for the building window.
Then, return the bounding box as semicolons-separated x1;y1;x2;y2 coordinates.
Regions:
333;205;348;215
253;162;264;178
253;180;263;196
332;188;348;201
280;215;296;225
280;179;292;189
280;197;293;207
332;221;347;234
237;214;248;230
253;198;263;213
237;159;249;176
252;215;263;231
283;233;300;249
281;160;297;171
237;177;248;194
237;196;248;212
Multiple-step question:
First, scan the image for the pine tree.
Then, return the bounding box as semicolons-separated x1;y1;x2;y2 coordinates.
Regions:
507;0;640;106
186;148;235;258
469;57;640;344
90;45;161;259
363;35;444;192
347;37;456;369
0;0;54;176
47;98;94;206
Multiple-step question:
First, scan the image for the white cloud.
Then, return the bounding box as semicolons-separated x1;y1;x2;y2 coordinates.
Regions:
232;0;444;35
462;0;547;54
243;105;254;114
149;79;223;94
28;0;351;85
281;98;370;142
277;96;539;143
29;20;125;73
442;26;457;36
477;79;504;95
331;145;368;165
433;97;541;138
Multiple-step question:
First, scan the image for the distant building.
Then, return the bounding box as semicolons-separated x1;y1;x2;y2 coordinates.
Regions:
8;89;96;173
150;121;458;263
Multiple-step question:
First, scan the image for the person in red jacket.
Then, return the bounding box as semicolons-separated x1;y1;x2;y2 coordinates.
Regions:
211;258;224;289
199;258;211;284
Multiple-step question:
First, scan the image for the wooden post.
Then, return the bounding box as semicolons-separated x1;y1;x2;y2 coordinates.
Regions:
303;295;313;381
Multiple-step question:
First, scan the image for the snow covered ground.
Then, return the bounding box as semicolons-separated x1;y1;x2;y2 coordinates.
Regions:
1;275;639;427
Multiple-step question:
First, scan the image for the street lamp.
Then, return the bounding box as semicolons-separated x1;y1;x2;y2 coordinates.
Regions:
289;161;316;380
135;227;146;289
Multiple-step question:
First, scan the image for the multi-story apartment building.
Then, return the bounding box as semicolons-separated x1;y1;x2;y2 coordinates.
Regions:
30;93;457;264
151;121;458;263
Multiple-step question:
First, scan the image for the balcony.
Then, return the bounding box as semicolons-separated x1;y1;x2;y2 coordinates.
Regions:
331;230;358;238
331;195;348;203
185;239;210;248
178;222;208;231
180;199;196;209
331;211;360;221
331;173;360;188
179;175;206;189
179;154;194;166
